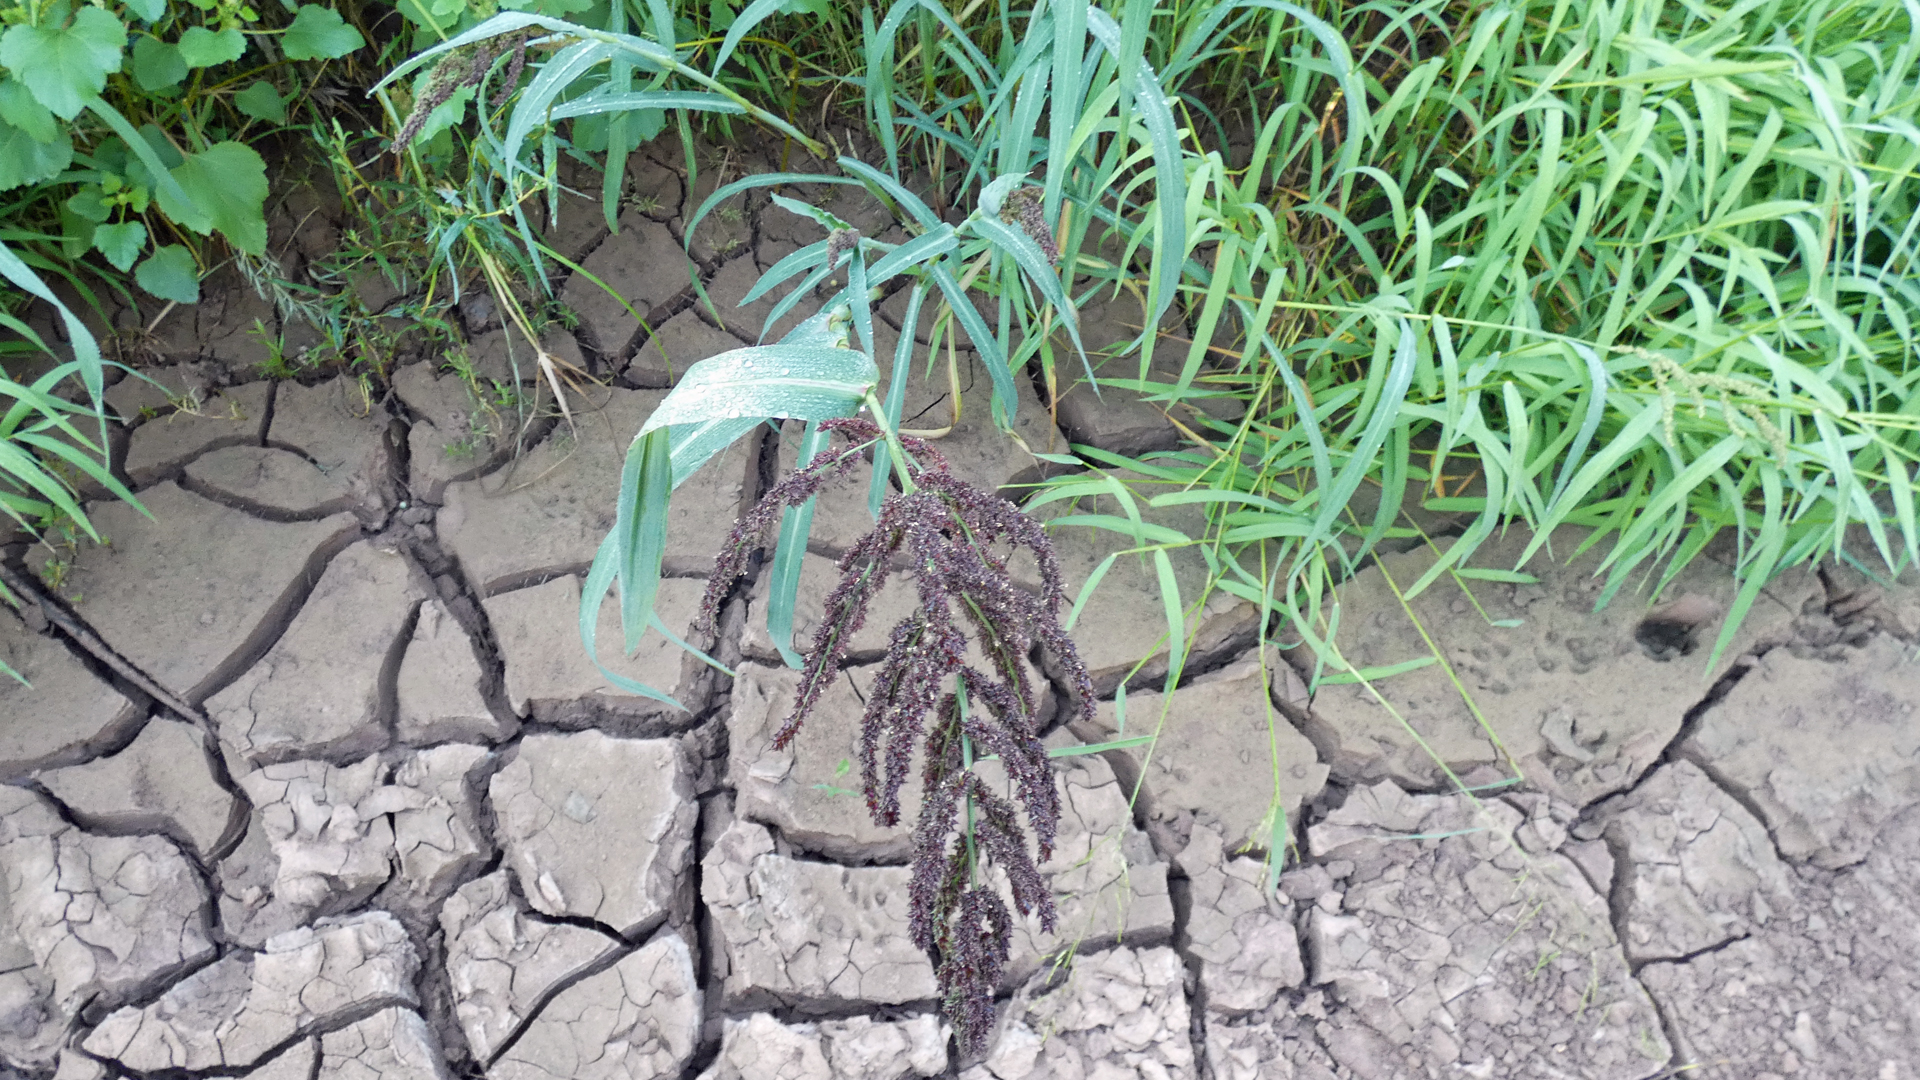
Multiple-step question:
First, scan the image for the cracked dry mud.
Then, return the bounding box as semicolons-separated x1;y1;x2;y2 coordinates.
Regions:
6;143;1918;1078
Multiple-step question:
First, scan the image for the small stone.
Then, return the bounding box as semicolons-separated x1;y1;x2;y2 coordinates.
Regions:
84;912;420;1072
209;542;423;764
488;933;701;1080
37;717;238;859
490;732;696;936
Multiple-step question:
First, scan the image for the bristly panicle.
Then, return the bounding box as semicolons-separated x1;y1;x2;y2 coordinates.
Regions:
695;428;886;634
1001;187;1061;265
718;416;1095;1053
393;31;532;154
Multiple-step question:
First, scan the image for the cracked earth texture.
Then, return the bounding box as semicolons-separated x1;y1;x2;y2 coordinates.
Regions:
5;140;1918;1078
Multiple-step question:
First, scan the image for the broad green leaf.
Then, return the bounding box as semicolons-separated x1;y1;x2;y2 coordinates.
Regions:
639;345;878;434
0;118;72;190
177;26;245;68
1152;548;1186;683
281;4;366;60
131;37;188;90
92;221;147;271
0;78;58;142
0;8;127;120
170;142;268;254
58;199;94;256
135;244;199;302
233;80;286;123
88;100;199;231
65;186;111;224
123;0;167;22
664;417;762;488
579;532;690;709
614;427;673;653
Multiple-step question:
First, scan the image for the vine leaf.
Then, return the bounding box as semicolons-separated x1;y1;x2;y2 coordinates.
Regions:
0;8;126;120
282;5;365;60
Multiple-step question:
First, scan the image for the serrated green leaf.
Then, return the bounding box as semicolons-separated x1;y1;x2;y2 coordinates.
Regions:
169;141;267;253
91;220;147;271
639;345;878;435
65;186;111;223
233;80;285;123
0;9;127;120
281;4;365;60
123;0;167;22
177;26;244;68
131;36;188;90
135;244;199;302
0;78;58;143
0;117;72;190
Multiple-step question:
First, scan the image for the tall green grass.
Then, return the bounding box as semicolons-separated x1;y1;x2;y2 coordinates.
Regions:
1042;0;1919;673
